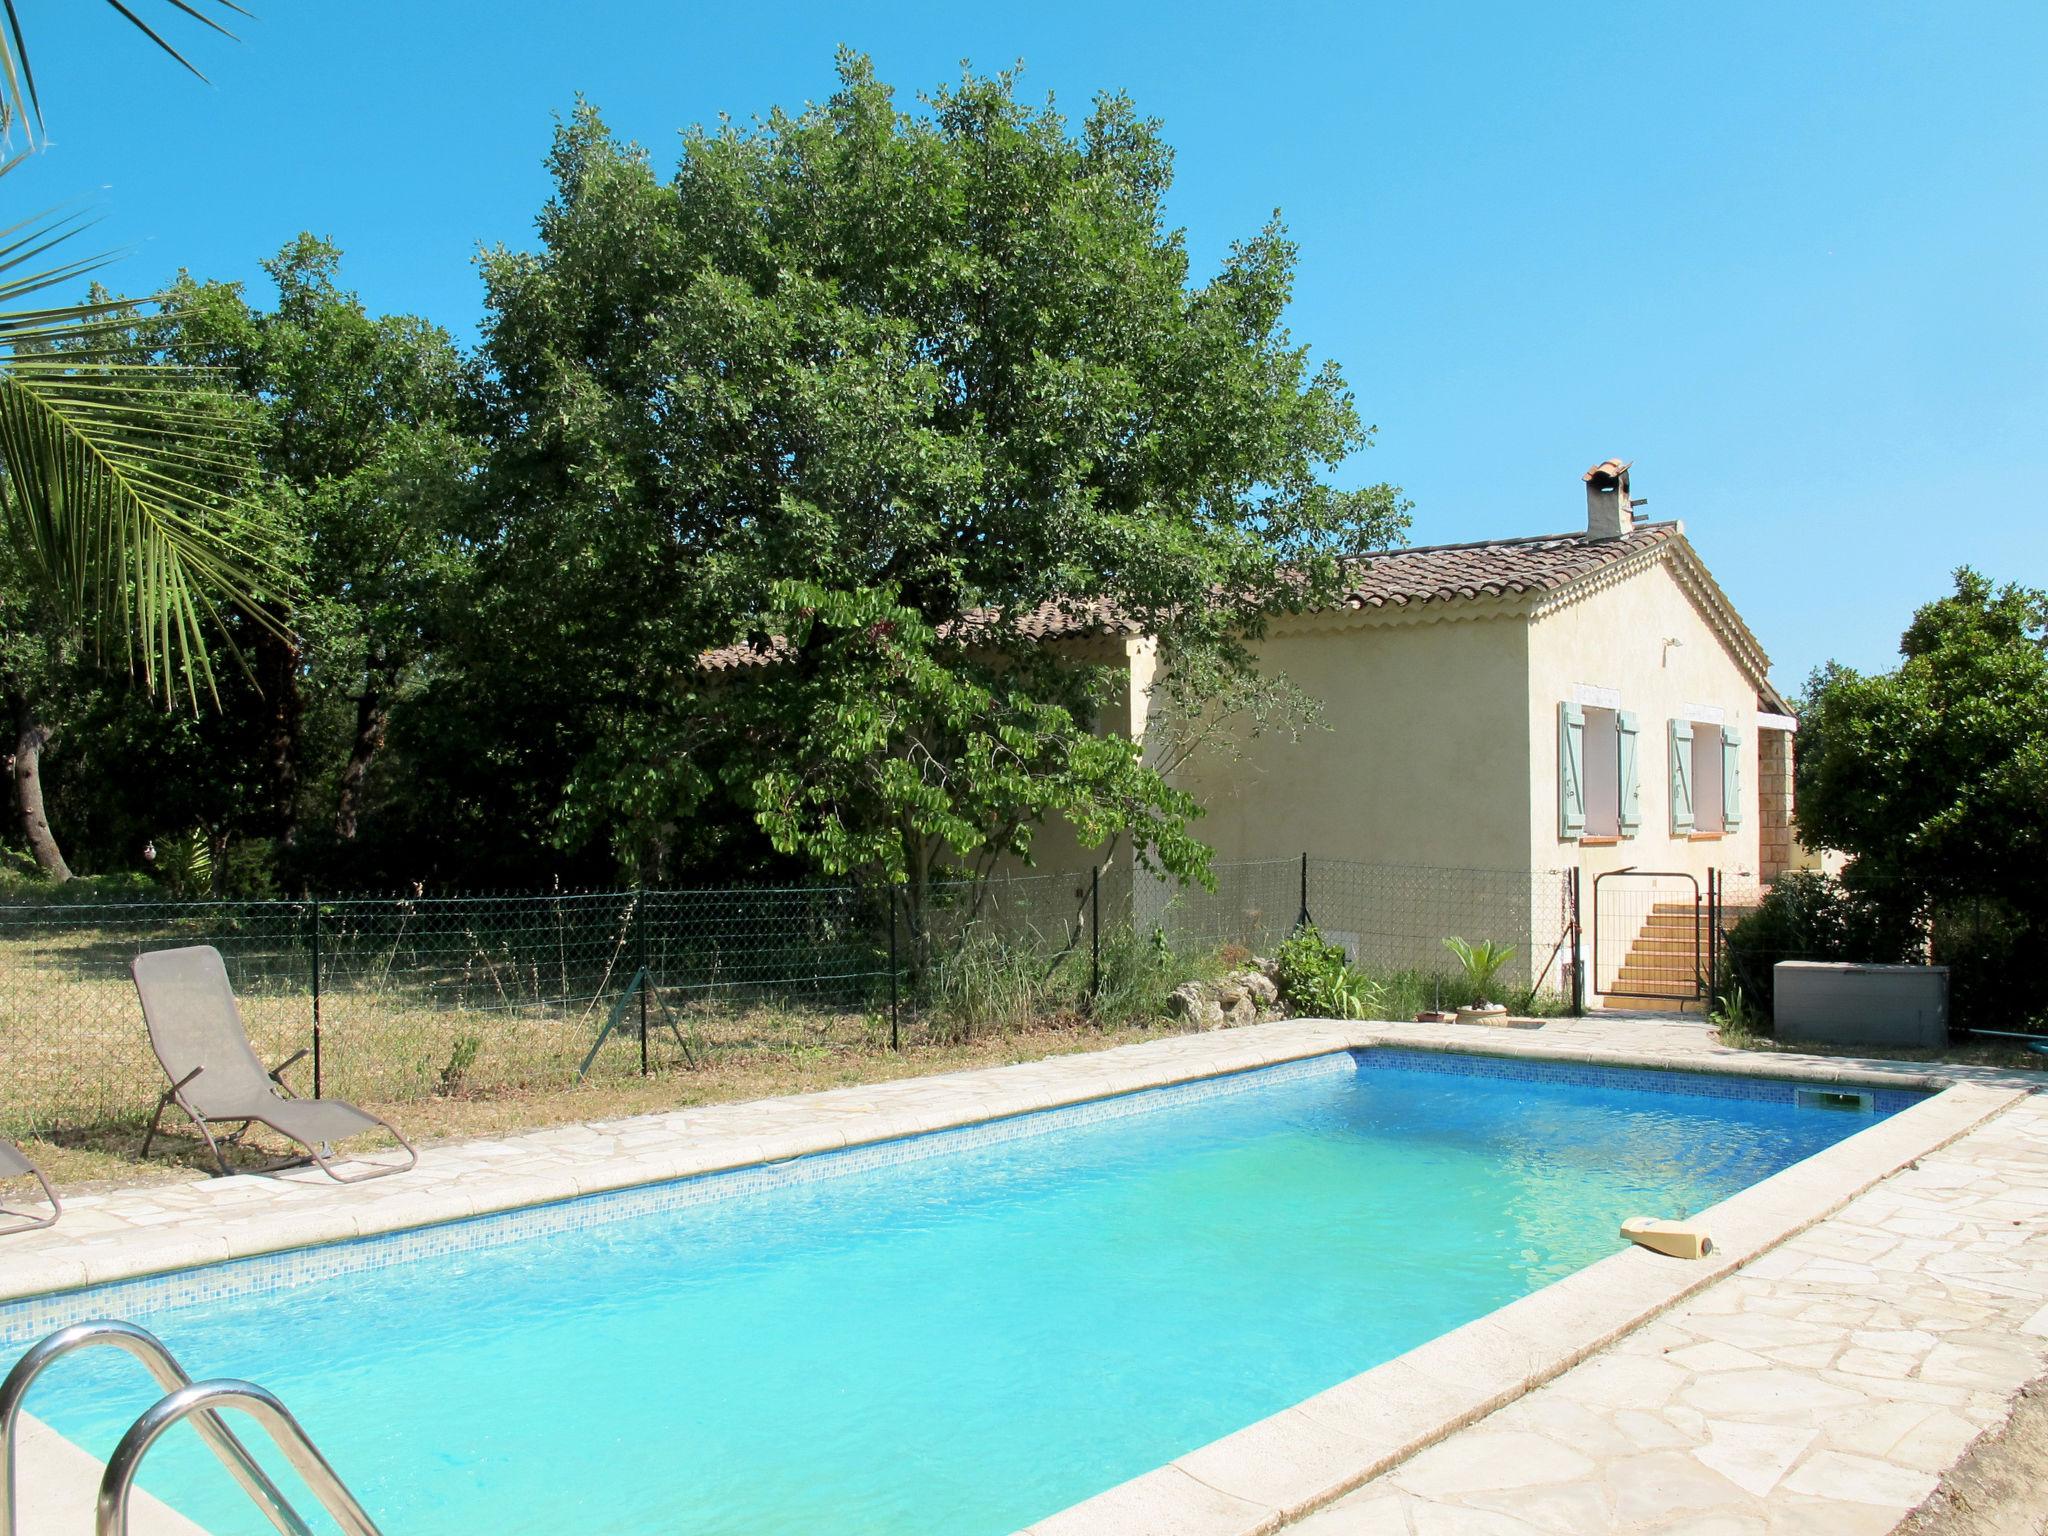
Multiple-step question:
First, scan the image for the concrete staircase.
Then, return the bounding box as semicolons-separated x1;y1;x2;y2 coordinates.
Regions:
1597;900;1754;1014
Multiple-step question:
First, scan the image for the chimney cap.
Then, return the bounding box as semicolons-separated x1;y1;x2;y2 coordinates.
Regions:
1582;458;1633;485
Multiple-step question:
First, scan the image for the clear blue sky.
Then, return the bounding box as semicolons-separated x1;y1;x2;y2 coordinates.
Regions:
18;0;2047;690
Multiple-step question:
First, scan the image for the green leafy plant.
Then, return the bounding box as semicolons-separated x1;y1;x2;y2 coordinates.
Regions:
1442;937;1515;1006
923;927;1056;1043
1276;925;1382;1020
436;1033;482;1096
151;829;214;898
1712;981;1768;1046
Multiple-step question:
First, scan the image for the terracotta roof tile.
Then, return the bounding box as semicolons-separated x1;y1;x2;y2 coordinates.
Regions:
697;523;1681;670
1332;522;1677;609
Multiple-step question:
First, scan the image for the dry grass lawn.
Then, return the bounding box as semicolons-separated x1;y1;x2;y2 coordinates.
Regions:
9;1017;1190;1194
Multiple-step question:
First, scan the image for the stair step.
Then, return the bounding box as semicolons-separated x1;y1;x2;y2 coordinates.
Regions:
1613;962;1695;987
1594;994;1705;1014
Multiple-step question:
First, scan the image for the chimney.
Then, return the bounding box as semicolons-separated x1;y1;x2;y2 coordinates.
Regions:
1583;458;1634;540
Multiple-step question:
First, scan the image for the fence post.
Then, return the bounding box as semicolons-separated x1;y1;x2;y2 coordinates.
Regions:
1296;852;1312;930
888;893;900;1052
1706;870;1721;1018
1090;865;1101;1008
1568;869;1584;1017
636;886;650;1077
309;894;323;1098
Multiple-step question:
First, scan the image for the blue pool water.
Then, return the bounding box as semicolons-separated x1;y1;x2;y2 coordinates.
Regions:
10;1051;1915;1535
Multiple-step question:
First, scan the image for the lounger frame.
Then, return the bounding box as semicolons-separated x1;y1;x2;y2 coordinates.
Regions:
141;1052;418;1184
0;1147;60;1235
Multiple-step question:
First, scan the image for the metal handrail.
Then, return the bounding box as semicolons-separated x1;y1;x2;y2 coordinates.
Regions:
0;1320;311;1536
98;1380;384;1536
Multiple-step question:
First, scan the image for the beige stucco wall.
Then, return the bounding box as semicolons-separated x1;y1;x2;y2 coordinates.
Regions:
1167;608;1535;870
1148;608;1548;975
1523;555;1763;887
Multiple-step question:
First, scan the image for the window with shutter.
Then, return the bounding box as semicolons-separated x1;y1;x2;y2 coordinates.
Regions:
1617;711;1641;836
1558;702;1585;840
1721;725;1743;830
1669;718;1695;835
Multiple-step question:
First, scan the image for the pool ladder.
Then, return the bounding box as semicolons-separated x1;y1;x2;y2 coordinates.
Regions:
0;1319;384;1536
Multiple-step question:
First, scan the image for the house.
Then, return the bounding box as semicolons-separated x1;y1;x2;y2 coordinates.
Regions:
702;457;1799;1004
1029;459;1799;1003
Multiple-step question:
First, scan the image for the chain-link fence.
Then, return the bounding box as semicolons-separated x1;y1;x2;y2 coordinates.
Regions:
1138;857;1575;1000
0;854;1576;1136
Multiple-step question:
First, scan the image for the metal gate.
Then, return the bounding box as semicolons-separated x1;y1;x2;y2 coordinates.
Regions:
1591;868;1707;1006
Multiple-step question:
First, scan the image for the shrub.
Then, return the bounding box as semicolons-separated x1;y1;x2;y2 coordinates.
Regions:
1275;925;1381;1020
1933;898;2046;1033
151;830;213;898
436;1034;483;1096
1722;871;1923;1021
1441;937;1515;1005
920;921;1234;1039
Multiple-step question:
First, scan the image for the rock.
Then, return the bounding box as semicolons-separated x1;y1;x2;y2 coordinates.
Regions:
1168;981;1227;1030
1232;969;1279;1008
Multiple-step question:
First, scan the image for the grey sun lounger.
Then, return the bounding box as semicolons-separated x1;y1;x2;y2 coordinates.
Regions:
132;945;417;1183
0;1140;59;1233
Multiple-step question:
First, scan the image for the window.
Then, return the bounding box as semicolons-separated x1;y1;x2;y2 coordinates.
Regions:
1584;707;1619;837
1558;702;1640;841
1670;719;1742;836
1692;726;1724;833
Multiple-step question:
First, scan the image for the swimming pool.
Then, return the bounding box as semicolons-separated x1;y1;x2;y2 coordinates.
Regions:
5;1048;1923;1535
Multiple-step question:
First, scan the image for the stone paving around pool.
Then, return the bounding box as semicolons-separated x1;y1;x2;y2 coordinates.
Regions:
0;1012;2041;1536
1283;1086;2048;1536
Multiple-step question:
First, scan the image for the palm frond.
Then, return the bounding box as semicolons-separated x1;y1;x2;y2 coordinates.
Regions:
0;165;281;700
1;0;247;143
0;341;279;702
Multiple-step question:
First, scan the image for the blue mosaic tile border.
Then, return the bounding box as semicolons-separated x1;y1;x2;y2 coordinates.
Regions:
0;1051;1356;1346
1357;1045;1928;1117
0;1044;1929;1347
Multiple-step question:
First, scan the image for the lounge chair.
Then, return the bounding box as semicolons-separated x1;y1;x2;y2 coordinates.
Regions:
0;1141;59;1233
131;945;417;1183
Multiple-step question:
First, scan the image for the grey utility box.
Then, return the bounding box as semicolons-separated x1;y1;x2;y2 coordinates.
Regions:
1774;961;1949;1050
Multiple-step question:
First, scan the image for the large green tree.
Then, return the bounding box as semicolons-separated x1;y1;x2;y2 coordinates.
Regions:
1797;568;2048;915
142;238;476;855
473;55;1405;926
1764;567;2048;1027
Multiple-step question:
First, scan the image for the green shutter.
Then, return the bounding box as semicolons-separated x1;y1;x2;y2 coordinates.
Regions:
1721;725;1743;830
1669;718;1695;835
1558;702;1585;840
1616;710;1641;836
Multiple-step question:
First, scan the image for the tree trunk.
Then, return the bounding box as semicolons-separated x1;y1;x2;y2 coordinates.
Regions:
8;693;72;881
334;676;390;842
